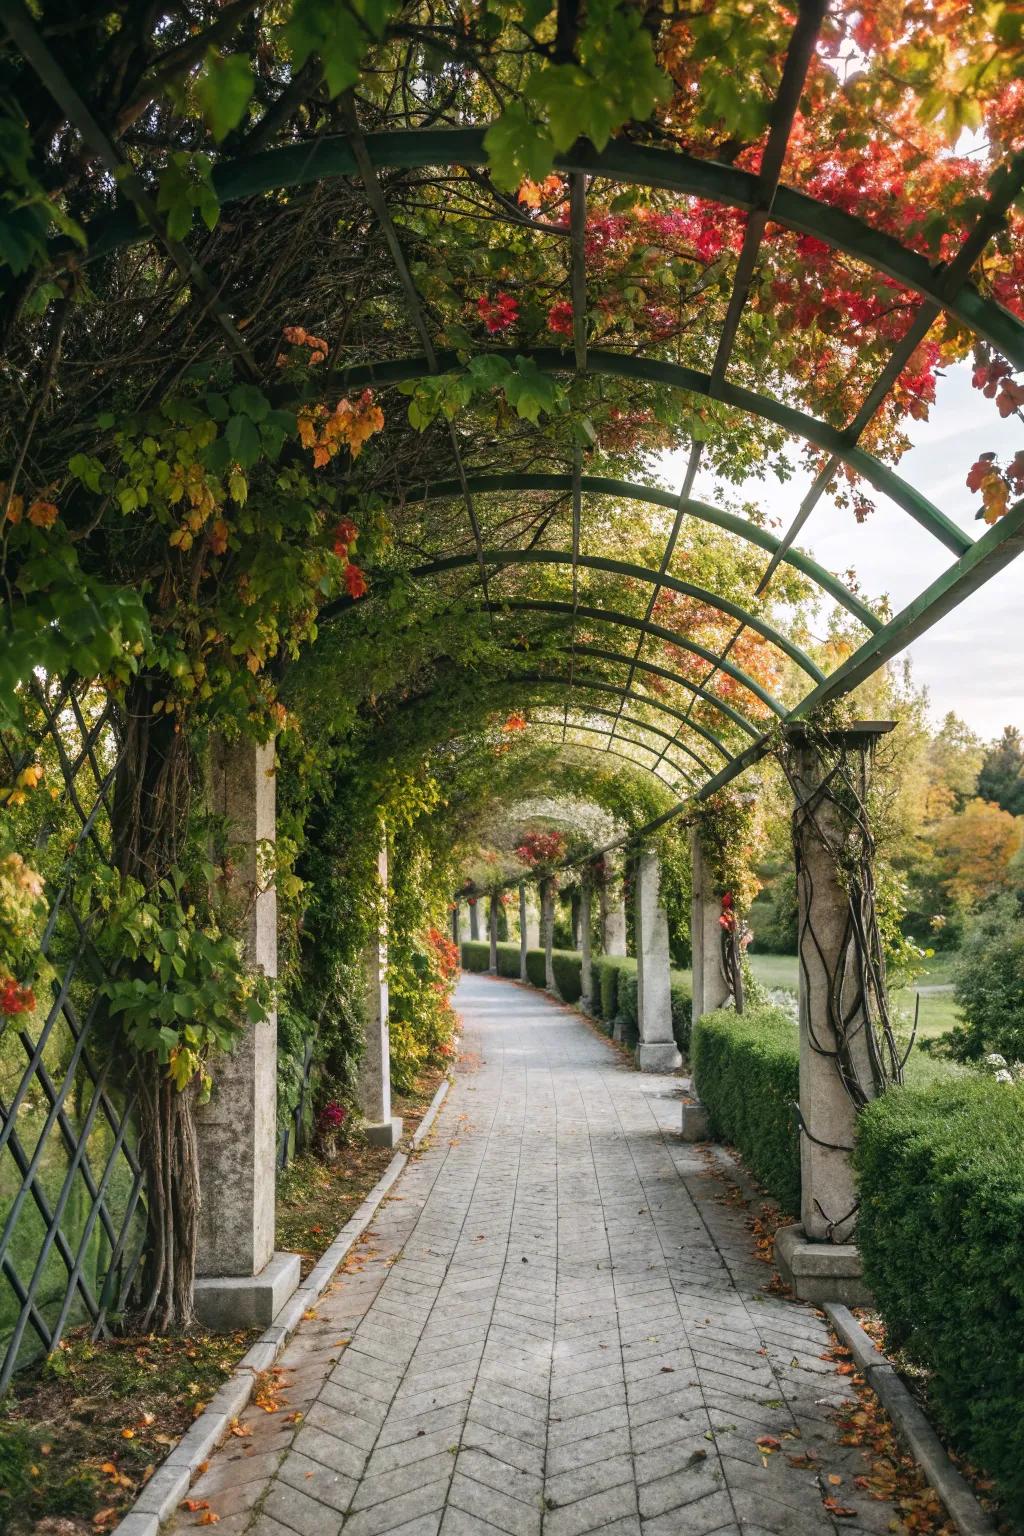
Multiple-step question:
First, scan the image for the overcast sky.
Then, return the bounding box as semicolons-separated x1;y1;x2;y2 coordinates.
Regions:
658;362;1023;743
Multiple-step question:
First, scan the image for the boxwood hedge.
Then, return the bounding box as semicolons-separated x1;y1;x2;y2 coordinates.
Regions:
691;1004;801;1214
855;1077;1024;1520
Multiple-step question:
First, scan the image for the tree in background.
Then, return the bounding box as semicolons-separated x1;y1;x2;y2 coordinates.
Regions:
933;799;1024;911
942;896;1024;1064
978;727;1024;817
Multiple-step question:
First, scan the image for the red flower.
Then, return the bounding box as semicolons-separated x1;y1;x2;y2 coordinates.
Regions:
345;563;368;599
0;977;35;1015
477;293;519;333
547;301;574;336
333;517;359;557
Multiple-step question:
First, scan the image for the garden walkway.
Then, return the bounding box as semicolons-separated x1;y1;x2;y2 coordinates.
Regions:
168;974;907;1536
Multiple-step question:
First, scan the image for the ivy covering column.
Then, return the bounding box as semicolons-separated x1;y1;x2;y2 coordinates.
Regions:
690;825;730;1025
782;720;896;1273
579;881;593;1013
488;893;499;974
195;738;299;1328
600;867;628;956
634;847;681;1072
540;875;556;993
359;836;403;1148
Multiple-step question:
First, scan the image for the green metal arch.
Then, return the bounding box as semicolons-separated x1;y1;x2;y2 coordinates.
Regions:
483;598;786;716
525;717;691;787
512;670;726;762
405;473;882;631
71;127;1024;371
536;700;702;772
567;643;759;737
333;349;970;556
410;547;825;680
320;584;785;717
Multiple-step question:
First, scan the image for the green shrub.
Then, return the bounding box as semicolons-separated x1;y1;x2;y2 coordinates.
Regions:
525;947;546;987
692;1004;801;1213
496;942;520;979
670;974;693;1057
592;955;635;1026
460;940;489;971
855;1078;1024;1520
944;895;1024;1062
618;970;639;1042
552;950;582;1003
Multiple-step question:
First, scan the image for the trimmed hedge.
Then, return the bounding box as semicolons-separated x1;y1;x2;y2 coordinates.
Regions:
592;955;634;1029
692;1004;801;1214
461;940;582;1000
460;939;490;972
855;1078;1024;1520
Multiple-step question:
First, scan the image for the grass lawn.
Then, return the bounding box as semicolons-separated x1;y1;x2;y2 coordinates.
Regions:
747;951;962;1043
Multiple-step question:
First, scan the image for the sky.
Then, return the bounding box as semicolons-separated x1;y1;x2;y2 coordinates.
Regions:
658;361;1023;742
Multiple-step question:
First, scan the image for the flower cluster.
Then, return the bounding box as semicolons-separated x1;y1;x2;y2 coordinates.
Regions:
477;293;518;333
297;389;385;469
515;830;565;869
277;324;329;366
317;1100;348;1130
0;977;35;1015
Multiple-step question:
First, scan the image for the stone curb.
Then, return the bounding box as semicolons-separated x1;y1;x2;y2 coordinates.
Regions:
824;1303;996;1536
112;1076;451;1536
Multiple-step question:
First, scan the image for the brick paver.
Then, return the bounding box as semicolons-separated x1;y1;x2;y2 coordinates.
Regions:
169;973;906;1536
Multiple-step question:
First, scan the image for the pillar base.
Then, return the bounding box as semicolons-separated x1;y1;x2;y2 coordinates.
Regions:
194;1250;301;1331
636;1042;682;1073
775;1224;874;1307
364;1116;404;1148
680;1101;710;1140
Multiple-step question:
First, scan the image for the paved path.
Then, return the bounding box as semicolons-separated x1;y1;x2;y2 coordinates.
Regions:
170;974;907;1536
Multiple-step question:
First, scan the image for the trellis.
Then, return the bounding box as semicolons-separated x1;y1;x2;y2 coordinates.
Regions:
2;0;1024;1376
0;686;146;1391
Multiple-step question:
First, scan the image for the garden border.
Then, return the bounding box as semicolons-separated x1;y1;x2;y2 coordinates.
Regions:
111;1073;451;1536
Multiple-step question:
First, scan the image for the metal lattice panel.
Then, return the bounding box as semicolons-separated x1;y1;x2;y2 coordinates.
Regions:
0;682;146;1390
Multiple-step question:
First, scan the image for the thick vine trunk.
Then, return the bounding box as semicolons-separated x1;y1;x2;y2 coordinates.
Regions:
111;675;200;1331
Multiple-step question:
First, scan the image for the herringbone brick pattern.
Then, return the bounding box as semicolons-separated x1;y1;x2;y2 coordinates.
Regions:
167;974;906;1535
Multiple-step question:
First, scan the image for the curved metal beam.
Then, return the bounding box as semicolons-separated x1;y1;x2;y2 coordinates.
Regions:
511;672;721;768
70;128;1024;370
329;349;971;556
568;643;759;738
486;598;786;716
526;718;689;788
409;547;825;680
402;473;881;631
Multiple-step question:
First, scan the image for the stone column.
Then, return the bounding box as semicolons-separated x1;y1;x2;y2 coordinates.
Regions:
488;894;499;974
540;876;556;993
518;881;530;981
469;897;480;941
600;875;628;956
195;738;299;1328
634;848;681;1073
787;722;892;1246
690;825;730;1026
451;901;460;948
570;890;580;950
579;882;593;1012
358;837;403;1148
525;893;541;950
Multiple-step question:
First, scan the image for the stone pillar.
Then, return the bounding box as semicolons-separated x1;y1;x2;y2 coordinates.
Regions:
518;882;530;981
525;893;541;950
195;738;299;1328
579;882;593;1012
634;848;681;1073
488;894;499;974
451;901;460;948
469;898;480;941
570;890;580;950
690;825;730;1026
540;876;556;993
359;838;403;1148
600;876;627;956
788;722;892;1246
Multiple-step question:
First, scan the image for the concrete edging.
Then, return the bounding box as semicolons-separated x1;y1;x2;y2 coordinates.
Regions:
113;1074;451;1536
824;1303;996;1536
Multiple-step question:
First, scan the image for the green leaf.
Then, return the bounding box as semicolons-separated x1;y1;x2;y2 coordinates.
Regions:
196;49;255;141
483;102;554;191
225;413;262;467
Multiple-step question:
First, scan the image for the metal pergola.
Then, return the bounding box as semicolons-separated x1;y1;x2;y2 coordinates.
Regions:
6;0;1024;837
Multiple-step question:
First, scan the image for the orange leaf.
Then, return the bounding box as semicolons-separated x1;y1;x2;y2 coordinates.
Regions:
755;1435;781;1452
197;1513;220;1526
